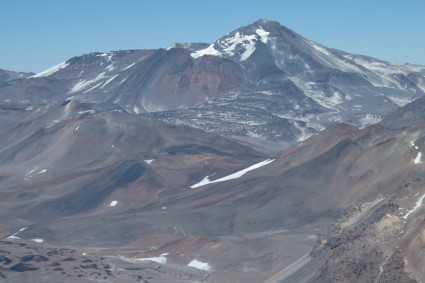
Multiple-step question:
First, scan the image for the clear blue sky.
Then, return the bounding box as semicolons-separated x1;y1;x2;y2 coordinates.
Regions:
1;0;424;73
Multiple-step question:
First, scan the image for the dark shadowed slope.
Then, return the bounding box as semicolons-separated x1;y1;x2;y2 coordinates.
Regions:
383;94;425;129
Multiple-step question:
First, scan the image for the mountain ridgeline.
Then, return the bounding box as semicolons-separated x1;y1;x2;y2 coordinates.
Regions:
1;19;424;146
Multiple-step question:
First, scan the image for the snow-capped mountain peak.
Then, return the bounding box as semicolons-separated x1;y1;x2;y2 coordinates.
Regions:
191;30;261;61
1;19;425;146
191;20;277;61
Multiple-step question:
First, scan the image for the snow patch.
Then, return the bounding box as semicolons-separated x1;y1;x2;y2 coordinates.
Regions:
98;52;113;61
69;72;106;93
403;194;425;219
25;167;38;177
219;32;258;61
191;44;221;59
83;82;103;93
36;169;47;175
101;74;118;88
312;43;331;56
78;110;96;115
144;159;154;164
190;159;274;188
32;238;44;243
240;40;256;61
166;43;177;50
190;176;211;188
192;31;259;61
256;28;270;43
414;152;423;164
109;200;118;207
133;105;141;114
134;253;168;264
123;63;136;70
31;62;69;78
6;234;20;240
6;227;27;240
188;259;211;271
106;64;116;72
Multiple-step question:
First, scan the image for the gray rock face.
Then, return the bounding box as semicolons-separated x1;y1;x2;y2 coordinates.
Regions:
0;69;33;82
382;95;425;129
1;20;424;146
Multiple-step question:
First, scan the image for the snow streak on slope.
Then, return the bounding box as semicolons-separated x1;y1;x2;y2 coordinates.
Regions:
134;253;168;264
30;62;69;78
69;72;107;93
190;159;274;188
5;227;27;240
403;194;425;219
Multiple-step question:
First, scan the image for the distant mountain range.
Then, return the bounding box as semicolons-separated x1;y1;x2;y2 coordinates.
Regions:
1;19;424;146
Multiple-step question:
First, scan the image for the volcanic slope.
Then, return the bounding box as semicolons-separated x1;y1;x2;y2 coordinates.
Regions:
3;97;425;281
1;19;424;145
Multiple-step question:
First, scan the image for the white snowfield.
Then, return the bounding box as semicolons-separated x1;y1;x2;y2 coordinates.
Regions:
134;253;169;264
256;27;270;43
187;259;211;271
191;27;271;61
190;159;275;188
144;159;154;164
30;62;69;78
32;238;44;243
191;44;220;59
109;200;118;207
403;194;425;219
